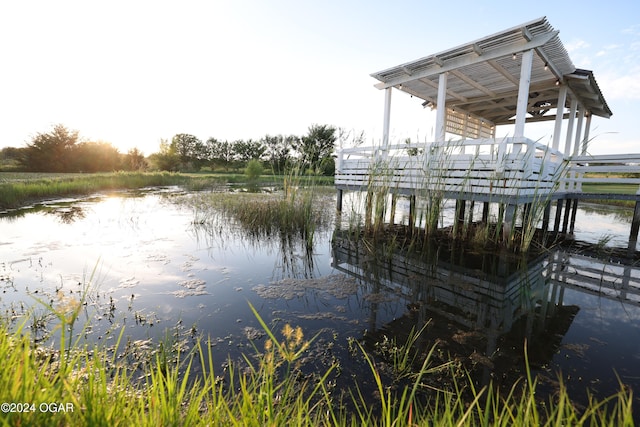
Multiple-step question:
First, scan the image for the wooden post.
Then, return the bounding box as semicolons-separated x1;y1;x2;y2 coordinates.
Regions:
408;195;416;230
562;198;572;234
454;199;466;238
382;87;392;158
482;202;490;223
435;72;448;143
502;204;517;245
336;189;343;212
389;193;397;226
564;99;578;156
542;201;551;232
628;201;640;254
514;50;534;140
568;199;579;234
365;191;373;231
553;199;564;234
552;85;567;152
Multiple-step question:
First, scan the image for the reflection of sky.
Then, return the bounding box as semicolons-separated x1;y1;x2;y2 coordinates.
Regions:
553;286;640;402
570;203;634;248
0;191;379;363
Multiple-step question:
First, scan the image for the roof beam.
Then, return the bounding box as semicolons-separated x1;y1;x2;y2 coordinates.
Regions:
374;30;559;89
418;77;468;102
486;59;519;85
450;70;496;97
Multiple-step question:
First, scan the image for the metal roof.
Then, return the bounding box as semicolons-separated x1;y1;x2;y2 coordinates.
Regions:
370;17;612;125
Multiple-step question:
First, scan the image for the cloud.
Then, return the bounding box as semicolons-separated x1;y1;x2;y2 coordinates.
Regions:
565;38;591;52
599;70;640;100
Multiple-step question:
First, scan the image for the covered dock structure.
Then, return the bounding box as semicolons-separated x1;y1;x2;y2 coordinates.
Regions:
335;17;640;249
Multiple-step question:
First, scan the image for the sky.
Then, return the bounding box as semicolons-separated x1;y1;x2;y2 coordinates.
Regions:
1;0;639;156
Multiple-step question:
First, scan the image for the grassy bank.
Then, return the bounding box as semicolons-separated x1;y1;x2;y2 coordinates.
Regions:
0;171;334;210
0;305;633;427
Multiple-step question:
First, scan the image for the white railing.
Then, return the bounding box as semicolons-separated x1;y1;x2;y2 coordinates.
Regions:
336;137;565;198
563;154;640;194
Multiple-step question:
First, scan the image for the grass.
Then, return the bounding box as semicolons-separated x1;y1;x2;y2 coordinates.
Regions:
0;171;335;211
0;301;634;426
182;171;334;245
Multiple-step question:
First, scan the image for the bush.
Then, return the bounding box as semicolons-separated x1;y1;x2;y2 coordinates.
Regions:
245;159;263;181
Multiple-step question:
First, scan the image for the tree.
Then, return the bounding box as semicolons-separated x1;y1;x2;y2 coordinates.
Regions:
170;133;203;171
245;159;263;181
72;141;121;172
234;139;266;164
148;139;180;171
21;124;80;172
207;138;235;171
298;124;336;175
123;148;148;171
262;134;296;174
0;146;27;171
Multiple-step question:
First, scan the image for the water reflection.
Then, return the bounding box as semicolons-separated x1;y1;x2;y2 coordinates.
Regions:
331;230;640;408
0;188;638;415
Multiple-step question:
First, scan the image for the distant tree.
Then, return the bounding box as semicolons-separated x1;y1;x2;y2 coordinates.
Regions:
148;139;180;171
73;141;121;172
262;134;296;174
123;147;148;171
170;133;203;171
298;124;336;175
0;146;27;171
21;124;80;172
234;139;266;164
207;138;235;171
0;146;24;161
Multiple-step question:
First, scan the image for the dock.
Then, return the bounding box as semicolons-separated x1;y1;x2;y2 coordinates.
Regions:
335;17;640;251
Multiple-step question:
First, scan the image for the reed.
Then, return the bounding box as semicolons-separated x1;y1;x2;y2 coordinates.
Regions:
340;137;569;254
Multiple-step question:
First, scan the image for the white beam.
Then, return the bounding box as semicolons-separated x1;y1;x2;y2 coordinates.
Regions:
552;85;567;151
572;107;584;156
564;98;578;156
382;87;392;153
435;72;448;142
514;49;534;138
375;31;558;89
582;113;592;155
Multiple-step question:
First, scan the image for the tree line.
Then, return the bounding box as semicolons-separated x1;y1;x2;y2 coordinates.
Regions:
1;123;339;175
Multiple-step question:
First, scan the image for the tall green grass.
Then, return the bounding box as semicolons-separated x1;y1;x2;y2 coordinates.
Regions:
0;303;634;426
183;175;333;247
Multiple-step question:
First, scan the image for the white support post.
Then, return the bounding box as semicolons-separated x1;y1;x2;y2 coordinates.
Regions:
514;49;534;140
581;113;592;155
564;98;578;156
572;107;584;156
435;72;448;143
382;87;392;159
552;85;567;152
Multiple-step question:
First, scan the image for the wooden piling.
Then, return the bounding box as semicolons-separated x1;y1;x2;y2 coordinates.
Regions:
628;201;640;254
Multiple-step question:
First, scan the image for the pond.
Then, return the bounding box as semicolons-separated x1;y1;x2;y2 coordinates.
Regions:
1;186;639;414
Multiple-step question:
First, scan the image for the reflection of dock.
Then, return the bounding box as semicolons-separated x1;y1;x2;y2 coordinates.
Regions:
332;233;552;335
546;249;640;307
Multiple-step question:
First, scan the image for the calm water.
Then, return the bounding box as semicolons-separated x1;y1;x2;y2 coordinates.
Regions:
1;187;639;413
